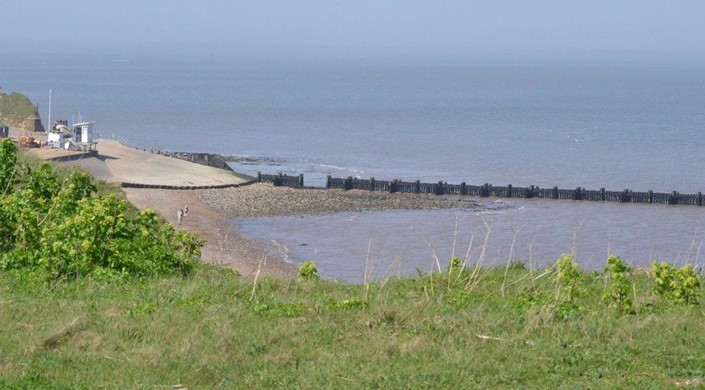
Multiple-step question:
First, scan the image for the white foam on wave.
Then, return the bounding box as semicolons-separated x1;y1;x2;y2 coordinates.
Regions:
270;239;293;263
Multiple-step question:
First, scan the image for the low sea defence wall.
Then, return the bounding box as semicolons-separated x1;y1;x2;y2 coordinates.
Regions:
45;150;98;162
121;182;242;190
158;151;235;172
114;137;237;172
258;172;705;207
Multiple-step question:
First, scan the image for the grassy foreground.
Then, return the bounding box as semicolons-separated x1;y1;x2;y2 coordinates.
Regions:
1;261;704;389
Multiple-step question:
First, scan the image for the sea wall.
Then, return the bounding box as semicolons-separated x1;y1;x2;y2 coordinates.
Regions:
160;151;236;172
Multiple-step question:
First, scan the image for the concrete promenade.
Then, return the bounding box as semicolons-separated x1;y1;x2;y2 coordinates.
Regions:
65;139;253;187
9;128;253;188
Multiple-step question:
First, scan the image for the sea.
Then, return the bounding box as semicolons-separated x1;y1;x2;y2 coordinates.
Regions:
3;51;705;281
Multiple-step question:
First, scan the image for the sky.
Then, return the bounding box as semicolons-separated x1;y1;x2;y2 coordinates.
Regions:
2;1;705;61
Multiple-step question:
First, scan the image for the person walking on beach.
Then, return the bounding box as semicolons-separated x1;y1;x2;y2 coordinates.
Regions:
177;208;184;225
183;206;189;218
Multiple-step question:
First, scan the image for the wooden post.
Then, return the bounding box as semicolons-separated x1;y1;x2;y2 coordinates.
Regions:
273;172;283;187
460;182;466;196
698;192;702;206
648;190;654;204
553;186;559;200
415;180;421;194
435;181;444;196
299;174;304;188
390;179;398;193
620;189;629;203
670;191;678;205
345;176;353;191
257;171;262;183
370;177;375;191
326;175;332;189
482;183;490;197
600;188;605;201
507;184;512;198
573;187;581;201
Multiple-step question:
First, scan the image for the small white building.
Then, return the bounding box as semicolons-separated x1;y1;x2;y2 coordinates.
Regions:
73;122;96;144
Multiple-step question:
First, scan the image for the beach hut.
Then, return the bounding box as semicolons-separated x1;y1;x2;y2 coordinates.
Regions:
72;122;96;144
0;123;8;138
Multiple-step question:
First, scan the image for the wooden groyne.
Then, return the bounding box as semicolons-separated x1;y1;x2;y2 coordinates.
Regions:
258;172;705;207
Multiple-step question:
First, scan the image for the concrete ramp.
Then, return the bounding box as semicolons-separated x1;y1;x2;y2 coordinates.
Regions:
58;139;252;188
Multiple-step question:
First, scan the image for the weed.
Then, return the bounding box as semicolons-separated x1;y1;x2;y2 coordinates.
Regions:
603;255;633;315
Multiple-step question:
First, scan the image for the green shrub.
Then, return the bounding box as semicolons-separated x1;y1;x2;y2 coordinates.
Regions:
0;139;18;193
603;255;632;315
652;261;701;305
555;253;582;302
0;144;204;280
299;261;319;280
448;256;462;272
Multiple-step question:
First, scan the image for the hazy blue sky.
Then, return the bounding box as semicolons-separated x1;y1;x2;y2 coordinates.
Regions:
3;1;705;60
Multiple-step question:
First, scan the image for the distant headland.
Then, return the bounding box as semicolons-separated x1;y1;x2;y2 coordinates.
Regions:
0;86;44;132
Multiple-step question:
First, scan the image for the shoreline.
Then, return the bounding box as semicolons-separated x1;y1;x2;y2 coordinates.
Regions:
16;131;483;279
122;187;300;279
123;183;482;279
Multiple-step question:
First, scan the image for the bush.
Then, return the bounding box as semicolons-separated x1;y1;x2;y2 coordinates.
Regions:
652;261;701;305
555;253;582;302
0;139;18;193
0;144;204;280
603;255;632;315
299;261;319;280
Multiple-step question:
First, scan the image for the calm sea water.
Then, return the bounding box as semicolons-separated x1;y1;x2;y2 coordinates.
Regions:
3;55;705;280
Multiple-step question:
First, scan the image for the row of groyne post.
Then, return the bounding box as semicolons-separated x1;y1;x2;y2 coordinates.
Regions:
126;144;705;208
257;172;705;207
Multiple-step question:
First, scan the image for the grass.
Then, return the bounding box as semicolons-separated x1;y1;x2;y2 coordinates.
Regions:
1;261;704;389
0;91;38;127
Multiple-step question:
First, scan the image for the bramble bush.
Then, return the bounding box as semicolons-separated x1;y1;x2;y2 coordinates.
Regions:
0;139;204;280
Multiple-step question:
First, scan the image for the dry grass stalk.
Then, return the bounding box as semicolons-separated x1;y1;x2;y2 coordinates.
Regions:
250;255;266;302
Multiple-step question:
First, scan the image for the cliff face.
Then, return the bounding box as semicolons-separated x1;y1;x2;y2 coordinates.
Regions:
0;87;45;132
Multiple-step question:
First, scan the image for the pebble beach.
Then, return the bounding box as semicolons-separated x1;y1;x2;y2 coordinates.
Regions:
200;183;481;219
